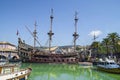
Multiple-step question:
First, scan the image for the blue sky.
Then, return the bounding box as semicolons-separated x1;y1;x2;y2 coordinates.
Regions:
0;0;120;47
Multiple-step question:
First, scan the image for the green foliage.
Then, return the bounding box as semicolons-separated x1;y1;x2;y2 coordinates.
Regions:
90;32;120;54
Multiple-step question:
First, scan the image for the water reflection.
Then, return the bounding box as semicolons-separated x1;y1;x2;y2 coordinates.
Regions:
21;63;120;80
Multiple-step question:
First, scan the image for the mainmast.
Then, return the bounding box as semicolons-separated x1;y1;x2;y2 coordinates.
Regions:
93;32;98;42
48;9;54;53
33;21;37;49
73;12;79;52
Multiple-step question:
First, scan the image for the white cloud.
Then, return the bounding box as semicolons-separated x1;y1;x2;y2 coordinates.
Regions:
89;30;102;37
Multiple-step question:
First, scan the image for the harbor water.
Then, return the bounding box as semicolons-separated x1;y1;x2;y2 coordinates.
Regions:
21;63;120;80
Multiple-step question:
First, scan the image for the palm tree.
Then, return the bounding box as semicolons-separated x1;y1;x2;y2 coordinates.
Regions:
102;38;110;54
91;41;101;56
107;32;120;53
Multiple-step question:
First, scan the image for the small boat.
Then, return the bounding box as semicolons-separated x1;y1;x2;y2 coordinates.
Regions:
97;58;120;74
79;62;92;68
0;64;32;80
0;55;8;65
9;56;21;65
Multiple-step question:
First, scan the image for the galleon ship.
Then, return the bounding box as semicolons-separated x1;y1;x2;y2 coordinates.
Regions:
18;9;80;64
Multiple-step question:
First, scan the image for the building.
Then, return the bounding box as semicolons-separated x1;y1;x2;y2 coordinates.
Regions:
0;41;18;59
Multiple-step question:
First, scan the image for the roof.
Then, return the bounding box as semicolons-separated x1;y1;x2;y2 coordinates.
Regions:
0;48;17;52
0;41;16;47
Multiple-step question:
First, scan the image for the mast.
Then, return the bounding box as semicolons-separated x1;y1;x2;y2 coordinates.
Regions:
48;9;54;53
33;21;37;49
73;12;79;52
93;32;97;42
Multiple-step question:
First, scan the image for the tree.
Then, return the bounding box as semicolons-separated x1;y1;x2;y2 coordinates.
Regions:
107;32;120;53
101;38;110;54
91;41;101;56
90;32;120;58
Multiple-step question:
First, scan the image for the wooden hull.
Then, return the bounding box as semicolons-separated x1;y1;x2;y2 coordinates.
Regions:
97;66;120;74
30;57;78;64
28;53;79;64
0;68;32;80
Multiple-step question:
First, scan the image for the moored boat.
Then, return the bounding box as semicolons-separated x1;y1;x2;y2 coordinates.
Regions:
0;55;8;65
0;64;32;80
9;56;21;65
79;62;92;68
18;10;80;64
96;58;120;73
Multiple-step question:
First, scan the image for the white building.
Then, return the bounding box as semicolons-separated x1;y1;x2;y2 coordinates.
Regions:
0;41;18;59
